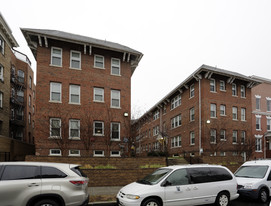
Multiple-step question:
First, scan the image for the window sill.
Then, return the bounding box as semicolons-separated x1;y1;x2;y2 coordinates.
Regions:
93;134;104;137
48;136;62;139
111;73;121;77
69;67;81;70
69;137;80;140
49;64;62;68
69;102;81;105
93;66;105;70
111;139;121;142
49;100;62;103
94;100;105;103
110;106;121;109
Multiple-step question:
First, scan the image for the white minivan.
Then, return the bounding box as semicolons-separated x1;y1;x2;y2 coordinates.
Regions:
235;160;271;203
117;164;239;206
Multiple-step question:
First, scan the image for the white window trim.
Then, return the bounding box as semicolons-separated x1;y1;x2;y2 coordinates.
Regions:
210;104;217;118
110;151;121;157
49;118;61;138
240;85;246;98
94;55;105;69
0;64;3;82
93;121;104;136
94;150;105;157
232;131;238;144
69;149;80;156
70;50;81;70
111;90;120;108
190;132;195;145
93;87;104;102
219;80;226;91
210;78;216;92
111;58;121;76
0;35;5;55
232;83;237;96
69;119;80;140
50;82;62;103
241;108;246;121
232;107;238;120
111;122;121;141
0;92;3;108
171;94;181;110
50;47;62;67
49;149;62;156
69;85;81;105
220;105;226;116
190;84;195;98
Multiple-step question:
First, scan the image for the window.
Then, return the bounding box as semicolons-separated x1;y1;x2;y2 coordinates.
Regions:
49;149;61;156
94;87;104;102
50;118;61;137
210;79;216;92
17;90;24;103
190;84;195;98
16;108;24;120
111;90;120;108
0;35;4;54
220;105;226;116
28;113;31;124
171;136;181;148
153;110;160;120
51;47;62;66
94;150;104;157
69;85;80;104
94;121;104;136
111;122;120;140
41;166;67;178
232;107;238;120
1;166;39;180
69;119;80;139
69;149;80;156
70;50;81;69
256;96;261;110
240;85;246;98
220;80;226;91
111;58;121;75
190;107;195;121
171;94;181;110
210;104;216;118
29;95;31;107
241;108;246;121
267;99;271;112
153;125;159;136
0;64;3;81
0;92;2;108
18;70;24;83
110;151;121;157
171;114;182;128
256;115;261;130
50;82;62;102
255;135;263;152
210;129;216;144
220;130;226;141
267;118;271;131
29;76;32;89
232;84;237;96
94;55;104;68
232;130;237;144
190;131;195;145
241;131;246;144
166;169;189;186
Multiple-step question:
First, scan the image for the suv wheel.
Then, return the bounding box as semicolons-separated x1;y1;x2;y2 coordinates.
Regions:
142;198;161;206
34;199;59;206
215;192;229;206
259;188;268;203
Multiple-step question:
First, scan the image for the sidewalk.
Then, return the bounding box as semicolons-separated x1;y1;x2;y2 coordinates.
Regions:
88;186;122;204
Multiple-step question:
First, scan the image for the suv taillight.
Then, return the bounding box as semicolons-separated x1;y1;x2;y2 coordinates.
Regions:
70;180;88;186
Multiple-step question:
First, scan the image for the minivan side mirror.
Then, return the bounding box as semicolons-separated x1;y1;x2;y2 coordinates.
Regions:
161;180;172;187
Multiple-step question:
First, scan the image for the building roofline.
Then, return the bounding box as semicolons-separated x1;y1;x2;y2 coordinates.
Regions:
133;64;262;124
250;75;271;84
20;28;143;74
0;12;19;47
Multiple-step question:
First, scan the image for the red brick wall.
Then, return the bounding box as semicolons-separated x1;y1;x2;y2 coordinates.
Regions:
25;156;166;186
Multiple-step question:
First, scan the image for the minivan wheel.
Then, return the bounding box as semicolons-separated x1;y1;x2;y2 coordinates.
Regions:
259;188;268;203
142;198;161;206
33;199;59;206
215;192;229;206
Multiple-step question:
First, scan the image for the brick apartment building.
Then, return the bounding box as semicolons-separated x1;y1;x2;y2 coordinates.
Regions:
0;13;35;161
21;28;143;157
132;65;261;160
250;76;271;159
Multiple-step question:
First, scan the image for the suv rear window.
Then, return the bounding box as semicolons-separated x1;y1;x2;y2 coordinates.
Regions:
71;166;87;177
41;166;67;178
1;165;39;180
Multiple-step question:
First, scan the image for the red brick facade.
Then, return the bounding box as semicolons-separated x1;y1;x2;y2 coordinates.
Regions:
22;29;142;157
132;65;260;160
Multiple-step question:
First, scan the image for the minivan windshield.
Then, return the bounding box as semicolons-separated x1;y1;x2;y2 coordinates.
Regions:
235;166;268;179
137;168;172;185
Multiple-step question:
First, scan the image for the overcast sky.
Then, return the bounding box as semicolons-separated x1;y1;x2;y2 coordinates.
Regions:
2;0;271;117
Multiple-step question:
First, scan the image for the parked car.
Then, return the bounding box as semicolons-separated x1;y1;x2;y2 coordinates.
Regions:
235;160;271;203
117;164;239;206
0;162;89;206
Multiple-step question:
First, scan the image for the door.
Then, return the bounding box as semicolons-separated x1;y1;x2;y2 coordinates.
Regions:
163;169;199;206
0;165;41;206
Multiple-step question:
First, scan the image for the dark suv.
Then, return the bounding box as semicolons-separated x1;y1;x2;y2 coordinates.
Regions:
0;162;89;206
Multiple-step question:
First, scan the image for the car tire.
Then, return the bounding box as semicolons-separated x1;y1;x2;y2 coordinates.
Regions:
215;192;230;206
142;198;161;206
33;199;59;206
259;188;269;203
